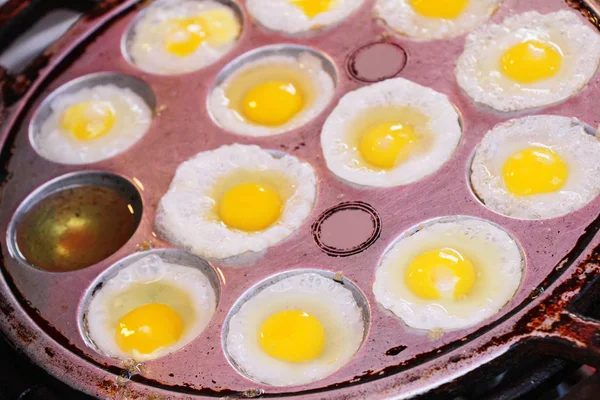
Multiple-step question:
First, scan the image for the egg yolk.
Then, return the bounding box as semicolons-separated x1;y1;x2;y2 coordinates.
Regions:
259;310;325;363
290;0;336;18
502;146;568;196
242;81;304;126
164;10;239;57
219;182;283;231
359;122;418;169
61;101;116;141
500;40;563;84
115;303;184;355
409;0;469;19
405;248;476;300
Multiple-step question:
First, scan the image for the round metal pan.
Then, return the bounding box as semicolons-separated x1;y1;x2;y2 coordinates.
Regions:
1;0;600;398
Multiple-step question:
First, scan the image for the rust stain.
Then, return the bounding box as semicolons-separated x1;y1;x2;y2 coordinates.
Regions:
97;379;119;396
480;243;600;355
14;321;36;344
44;347;55;357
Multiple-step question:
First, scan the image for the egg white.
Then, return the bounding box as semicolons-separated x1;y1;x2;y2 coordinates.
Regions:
321;77;461;187
85;254;217;361
373;217;523;331
155;144;317;259
471;115;600;220
208;51;335;137
247;0;363;35
225;272;365;386
375;0;501;40
34;85;152;165
126;0;241;75
456;11;600;112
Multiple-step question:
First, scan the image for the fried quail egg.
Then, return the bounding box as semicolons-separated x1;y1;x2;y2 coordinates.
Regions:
34;84;152;165
155;144;317;259
373;217;523;330
321;77;461;187
126;0;241;75
456;11;600;112
209;51;335;136
375;0;501;40
247;0;363;35
471;115;600;220
85;254;217;361
225;272;365;386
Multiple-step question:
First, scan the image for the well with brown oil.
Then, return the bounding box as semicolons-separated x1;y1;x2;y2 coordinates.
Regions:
16;185;139;272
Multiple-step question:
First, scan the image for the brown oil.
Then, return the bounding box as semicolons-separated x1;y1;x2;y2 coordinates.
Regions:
16;185;137;272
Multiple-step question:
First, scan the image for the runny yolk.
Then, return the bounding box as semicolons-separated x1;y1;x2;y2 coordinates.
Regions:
115;303;184;355
242;80;304;126
405;248;476;300
164;10;240;57
358;121;418;169
409;0;469;19
290;0;336;18
259;310;325;363
502;146;568;196
219;182;283;231
500;40;563;83
61;101;116;141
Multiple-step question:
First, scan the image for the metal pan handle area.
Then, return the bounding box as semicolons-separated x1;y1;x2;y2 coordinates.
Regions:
525;243;600;369
550;311;600;367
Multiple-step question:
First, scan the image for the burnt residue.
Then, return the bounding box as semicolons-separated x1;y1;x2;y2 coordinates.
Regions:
14;321;36;344
385;346;407;356
481;242;600;357
97;379;119;397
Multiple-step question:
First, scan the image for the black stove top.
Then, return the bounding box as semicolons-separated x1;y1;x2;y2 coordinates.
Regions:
0;331;598;400
0;336;89;400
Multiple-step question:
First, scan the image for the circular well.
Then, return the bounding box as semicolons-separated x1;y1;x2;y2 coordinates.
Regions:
6;171;143;273
121;0;245;75
29;72;156;165
78;248;221;360
222;268;371;386
467;118;600;220
207;44;338;136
